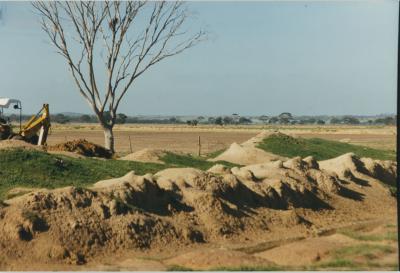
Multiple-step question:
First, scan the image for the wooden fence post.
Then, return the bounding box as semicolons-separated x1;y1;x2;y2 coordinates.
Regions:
198;135;201;157
128;135;133;153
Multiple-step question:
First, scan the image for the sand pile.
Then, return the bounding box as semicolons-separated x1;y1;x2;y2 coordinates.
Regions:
319;153;367;177
0;139;44;151
48;139;112;158
360;157;397;186
319;153;397;187
0;154;396;267
209;142;286;165
207;164;232;175
241;130;274;147
119;148;166;163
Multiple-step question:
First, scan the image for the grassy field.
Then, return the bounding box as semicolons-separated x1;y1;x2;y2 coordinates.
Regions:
257;133;396;161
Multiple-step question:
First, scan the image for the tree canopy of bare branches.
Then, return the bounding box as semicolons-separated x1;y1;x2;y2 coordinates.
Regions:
33;1;205;152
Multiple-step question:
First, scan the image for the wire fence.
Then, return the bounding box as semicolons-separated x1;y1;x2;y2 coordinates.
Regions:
52;134;229;156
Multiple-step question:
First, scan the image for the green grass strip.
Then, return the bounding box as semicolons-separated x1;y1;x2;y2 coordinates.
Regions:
257;133;395;161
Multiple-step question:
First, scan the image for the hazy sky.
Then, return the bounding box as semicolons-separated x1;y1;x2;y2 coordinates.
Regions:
0;1;398;116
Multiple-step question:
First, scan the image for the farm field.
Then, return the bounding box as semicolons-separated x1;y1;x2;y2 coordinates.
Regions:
47;124;397;155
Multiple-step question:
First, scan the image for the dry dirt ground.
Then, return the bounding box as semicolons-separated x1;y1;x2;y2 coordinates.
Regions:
47;124;397;155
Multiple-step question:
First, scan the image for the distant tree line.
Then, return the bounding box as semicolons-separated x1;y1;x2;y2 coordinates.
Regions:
329;116;396;126
371;116;397;126
257;113;396;126
2;112;396;126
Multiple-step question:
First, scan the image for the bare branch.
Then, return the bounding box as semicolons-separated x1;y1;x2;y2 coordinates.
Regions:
33;1;206;134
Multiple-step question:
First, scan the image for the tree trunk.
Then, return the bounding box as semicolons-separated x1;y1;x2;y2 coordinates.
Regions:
103;125;115;153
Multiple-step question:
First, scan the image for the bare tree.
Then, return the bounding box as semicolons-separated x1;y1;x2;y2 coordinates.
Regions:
32;1;205;153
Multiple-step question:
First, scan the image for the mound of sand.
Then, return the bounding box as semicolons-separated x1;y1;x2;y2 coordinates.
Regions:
207;164;232;175
119;148;166;163
48;139;112;159
319;153;397;186
360;157;397;186
241;130;274;147
319;153;366;177
237;156;341;196
0;139;44;151
209;142;286;165
241;130;299;148
0;153;396;268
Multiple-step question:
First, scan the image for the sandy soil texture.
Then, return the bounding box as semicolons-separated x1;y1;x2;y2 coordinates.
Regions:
0;147;396;270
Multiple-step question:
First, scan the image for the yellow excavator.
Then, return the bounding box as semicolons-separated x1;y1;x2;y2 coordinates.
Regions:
0;98;51;146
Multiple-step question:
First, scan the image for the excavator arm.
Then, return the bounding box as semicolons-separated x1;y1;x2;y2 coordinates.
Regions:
20;104;51;145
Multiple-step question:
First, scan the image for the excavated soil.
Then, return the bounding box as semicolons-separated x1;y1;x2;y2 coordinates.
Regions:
0;139;45;151
241;130;275;147
119;148;167;163
319;153;397;187
0;150;396;269
209;131;294;165
48;139;112;159
209;142;286;165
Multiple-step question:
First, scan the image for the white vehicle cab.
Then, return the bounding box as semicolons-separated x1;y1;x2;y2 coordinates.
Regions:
0;97;22;129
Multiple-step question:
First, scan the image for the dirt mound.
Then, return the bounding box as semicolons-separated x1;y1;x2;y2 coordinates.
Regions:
48;139;112;158
207;164;232;175
209;142;286;165
238;156;341;197
241;130;274;147
0;154;396;268
0;139;44;151
154;167;204;186
119;148;166;163
360;157;397;186
319;153;397;186
319;153;365;176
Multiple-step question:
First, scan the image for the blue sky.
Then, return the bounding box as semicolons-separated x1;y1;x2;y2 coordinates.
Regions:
0;1;398;116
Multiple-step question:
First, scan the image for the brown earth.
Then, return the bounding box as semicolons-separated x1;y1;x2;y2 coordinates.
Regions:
46;124;397;154
47;126;256;155
47;139;112;158
209;142;287;165
165;248;274;270
0;138;111;159
0;139;45;151
254;233;357;266
0;150;396;270
119;148;168;163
